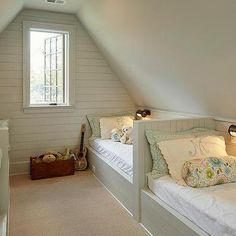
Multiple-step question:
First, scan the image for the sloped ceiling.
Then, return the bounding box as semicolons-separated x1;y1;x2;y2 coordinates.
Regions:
0;0;24;33
0;0;84;32
77;0;236;119
1;0;236;119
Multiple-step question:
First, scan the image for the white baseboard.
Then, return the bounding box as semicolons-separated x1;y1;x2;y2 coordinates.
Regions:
10;161;29;176
139;223;153;236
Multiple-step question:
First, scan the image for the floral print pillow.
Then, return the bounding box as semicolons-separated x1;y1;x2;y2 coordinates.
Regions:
182;156;236;188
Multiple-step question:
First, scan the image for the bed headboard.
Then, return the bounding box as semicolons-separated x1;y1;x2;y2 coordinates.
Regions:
132;117;216;220
133;117;216;190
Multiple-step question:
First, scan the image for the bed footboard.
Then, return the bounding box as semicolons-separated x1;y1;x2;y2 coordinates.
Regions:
141;189;208;236
87;146;135;216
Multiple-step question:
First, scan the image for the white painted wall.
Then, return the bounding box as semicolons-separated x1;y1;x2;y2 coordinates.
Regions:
0;0;23;33
0;9;135;174
78;0;236;119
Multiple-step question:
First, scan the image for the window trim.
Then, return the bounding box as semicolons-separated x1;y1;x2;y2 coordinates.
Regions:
23;21;76;112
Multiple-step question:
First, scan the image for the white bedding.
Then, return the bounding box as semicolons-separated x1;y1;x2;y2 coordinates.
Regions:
89;139;133;177
148;174;236;236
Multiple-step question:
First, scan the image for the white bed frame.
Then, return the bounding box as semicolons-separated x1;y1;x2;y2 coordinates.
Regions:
87;116;221;235
87;146;135;216
133;117;216;236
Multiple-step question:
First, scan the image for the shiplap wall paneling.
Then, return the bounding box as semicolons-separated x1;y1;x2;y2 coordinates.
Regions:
0;9;135;174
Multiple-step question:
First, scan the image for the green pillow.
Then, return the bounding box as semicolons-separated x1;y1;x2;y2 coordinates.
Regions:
145;128;218;179
87;111;133;138
183;156;236;188
0;120;9;128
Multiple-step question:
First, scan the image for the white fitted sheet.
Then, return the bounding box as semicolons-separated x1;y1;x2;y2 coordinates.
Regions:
148;174;236;236
89;139;133;177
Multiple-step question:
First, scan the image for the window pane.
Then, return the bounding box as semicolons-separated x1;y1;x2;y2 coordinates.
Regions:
50;86;57;103
45;39;50;54
45;72;50;85
30;30;66;105
57;70;63;87
51;70;56;86
57;88;64;103
57;70;64;103
51;54;56;71
45;55;50;71
57;53;63;70
57;37;62;52
51;38;56;53
45;87;50;102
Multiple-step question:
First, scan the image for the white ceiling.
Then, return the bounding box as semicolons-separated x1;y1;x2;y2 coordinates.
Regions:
77;0;236;119
24;0;83;14
0;0;84;33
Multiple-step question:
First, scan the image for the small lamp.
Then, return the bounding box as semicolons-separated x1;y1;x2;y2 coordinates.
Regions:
135;109;151;120
228;125;236;137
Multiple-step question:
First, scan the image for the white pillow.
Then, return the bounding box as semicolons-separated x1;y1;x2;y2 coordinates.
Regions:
158;136;227;185
100;116;133;140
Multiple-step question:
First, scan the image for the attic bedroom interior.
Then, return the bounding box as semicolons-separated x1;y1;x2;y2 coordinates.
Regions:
1;0;236;236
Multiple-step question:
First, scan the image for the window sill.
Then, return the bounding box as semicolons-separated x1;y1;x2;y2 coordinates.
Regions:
23;105;75;114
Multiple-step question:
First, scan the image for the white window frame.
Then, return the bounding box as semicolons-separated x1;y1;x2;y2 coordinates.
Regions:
23;21;76;113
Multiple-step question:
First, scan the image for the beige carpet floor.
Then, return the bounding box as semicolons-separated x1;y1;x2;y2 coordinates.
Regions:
10;170;147;236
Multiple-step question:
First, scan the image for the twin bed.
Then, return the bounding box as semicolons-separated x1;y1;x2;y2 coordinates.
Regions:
87;115;236;236
87;137;135;216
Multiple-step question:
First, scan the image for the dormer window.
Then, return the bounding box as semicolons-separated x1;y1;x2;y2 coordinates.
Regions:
23;21;76;112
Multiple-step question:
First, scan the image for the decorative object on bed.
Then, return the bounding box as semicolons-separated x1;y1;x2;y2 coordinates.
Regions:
182;156;236;188
158;136;228;185
145;128;219;179
75;124;88;171
135;109;151;120
100;116;133;139
120;126;133;144
111;128;123;142
87;111;133;138
228;124;236;137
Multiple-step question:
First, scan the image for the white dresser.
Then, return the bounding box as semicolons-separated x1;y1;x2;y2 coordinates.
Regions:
0;121;9;236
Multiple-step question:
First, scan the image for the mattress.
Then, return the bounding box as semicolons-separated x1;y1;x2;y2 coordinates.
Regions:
148;174;236;236
89;139;133;177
